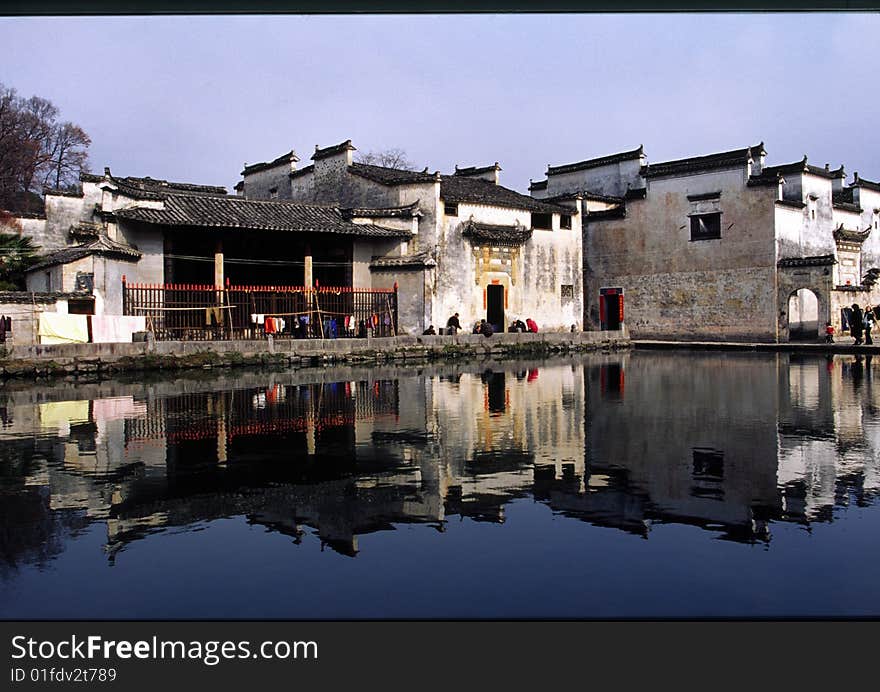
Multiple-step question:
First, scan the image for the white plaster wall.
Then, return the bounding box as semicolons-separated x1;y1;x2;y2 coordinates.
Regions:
796;174;837;257
434;203;581;332
586;167;779;339
41;194;89;250
854;186;880;270
242;164;294;199
289;171;315;200
774;205;808;260
395;182;440;250
545;157;644;198
15;217;48;246
26;266;62;293
116;225;165;287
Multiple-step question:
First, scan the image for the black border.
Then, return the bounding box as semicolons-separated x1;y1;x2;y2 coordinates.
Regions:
2;0;880;16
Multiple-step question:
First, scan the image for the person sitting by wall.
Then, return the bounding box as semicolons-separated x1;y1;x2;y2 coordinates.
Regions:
526;318;539;333
509;319;527;333
479;319;494;337
422;325;436;335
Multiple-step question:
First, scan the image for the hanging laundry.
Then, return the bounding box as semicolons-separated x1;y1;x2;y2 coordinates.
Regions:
38;313;89;344
205;307;224;326
91;316;146;343
250;313;258;324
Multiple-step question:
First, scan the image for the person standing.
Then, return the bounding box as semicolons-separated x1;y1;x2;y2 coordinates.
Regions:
446;312;461;335
850;303;864;345
864;305;875;346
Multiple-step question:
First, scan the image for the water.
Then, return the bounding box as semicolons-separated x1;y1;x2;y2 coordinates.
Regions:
1;350;879;619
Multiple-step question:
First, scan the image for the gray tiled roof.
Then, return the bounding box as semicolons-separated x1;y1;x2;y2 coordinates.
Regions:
546;146;644;177
440;175;573;214
645;143;764;179
586;207;627;221
777;254;836;268
453;163;501;177
343;202;422;219
369;252;436;269
28;235;142;271
289;164;314;180
747;171;782;187
42;187;83;198
761;157;842;181
833;227;871;243
0;290;92;304
242;150;298;176
311;140;356;161
775;198;806;209
349;163;437;185
114;194;412;237
833;188;855;204
852;173;880;193
833;201;862;214
81;171;227;199
461;220;532;245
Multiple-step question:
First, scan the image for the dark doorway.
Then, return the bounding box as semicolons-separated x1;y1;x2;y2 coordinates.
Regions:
600;287;623;330
482;371;506;413
486;284;504;333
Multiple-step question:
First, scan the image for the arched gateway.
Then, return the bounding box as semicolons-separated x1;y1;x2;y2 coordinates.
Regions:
776;256;835;343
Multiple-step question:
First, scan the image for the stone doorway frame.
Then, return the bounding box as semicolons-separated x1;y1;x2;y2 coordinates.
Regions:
776;256;835;343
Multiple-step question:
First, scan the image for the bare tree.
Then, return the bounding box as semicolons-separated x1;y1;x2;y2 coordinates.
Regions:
355;147;416;170
42;122;91;191
0;83;91;212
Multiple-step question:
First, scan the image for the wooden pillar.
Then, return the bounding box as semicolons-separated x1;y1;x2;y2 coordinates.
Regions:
214;239;224;289
304;244;313;288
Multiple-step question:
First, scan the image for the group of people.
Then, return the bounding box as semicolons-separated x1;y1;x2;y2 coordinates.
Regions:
827;303;878;345
421;312;540;338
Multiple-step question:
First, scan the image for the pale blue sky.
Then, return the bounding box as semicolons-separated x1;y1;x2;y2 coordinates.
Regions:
2;13;878;193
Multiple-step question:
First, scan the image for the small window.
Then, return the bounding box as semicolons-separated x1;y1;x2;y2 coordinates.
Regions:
560;214;572;229
531;212;552;230
45;272;52;292
269;187;279;199
444;202;458;216
561;284;574;302
690;213;721;241
811;209;815;220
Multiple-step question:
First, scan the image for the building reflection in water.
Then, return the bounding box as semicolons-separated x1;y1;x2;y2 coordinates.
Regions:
1;351;879;570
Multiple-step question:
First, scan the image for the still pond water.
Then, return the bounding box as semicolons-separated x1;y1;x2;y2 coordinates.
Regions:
1;350;879;619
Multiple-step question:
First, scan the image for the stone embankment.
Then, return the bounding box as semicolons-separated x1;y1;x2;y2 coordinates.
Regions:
0;330;629;379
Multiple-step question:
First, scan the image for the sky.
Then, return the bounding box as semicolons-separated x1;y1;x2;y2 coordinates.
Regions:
1;13;879;194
